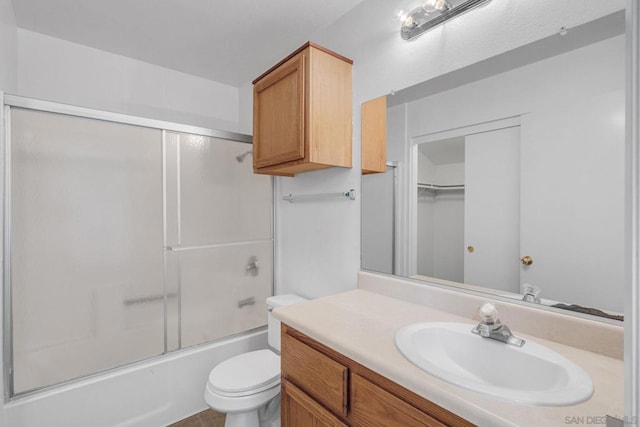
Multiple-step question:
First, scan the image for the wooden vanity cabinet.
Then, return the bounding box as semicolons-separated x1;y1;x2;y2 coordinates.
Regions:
281;324;474;427
252;42;353;177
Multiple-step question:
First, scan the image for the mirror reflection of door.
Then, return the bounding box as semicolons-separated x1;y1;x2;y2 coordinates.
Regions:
417;125;520;292
464;126;520;293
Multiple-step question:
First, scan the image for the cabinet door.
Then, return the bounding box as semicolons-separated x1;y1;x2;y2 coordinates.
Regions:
282;331;348;417
351;374;447;427
361;96;387;174
282;379;347;427
253;51;306;169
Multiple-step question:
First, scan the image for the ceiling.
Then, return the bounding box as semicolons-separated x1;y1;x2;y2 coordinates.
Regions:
419;137;465;165
11;0;366;87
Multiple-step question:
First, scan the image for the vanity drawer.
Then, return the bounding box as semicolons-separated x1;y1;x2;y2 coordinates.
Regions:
351;373;447;427
281;329;348;418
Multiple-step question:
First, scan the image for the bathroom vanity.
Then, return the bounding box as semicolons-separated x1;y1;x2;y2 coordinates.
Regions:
281;324;472;426
274;286;624;427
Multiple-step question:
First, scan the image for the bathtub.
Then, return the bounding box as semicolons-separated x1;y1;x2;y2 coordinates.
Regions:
0;329;267;427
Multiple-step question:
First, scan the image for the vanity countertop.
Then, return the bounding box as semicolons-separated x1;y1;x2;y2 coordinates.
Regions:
273;289;623;427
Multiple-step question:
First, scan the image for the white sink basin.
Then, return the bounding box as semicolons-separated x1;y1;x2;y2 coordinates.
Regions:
395;322;593;406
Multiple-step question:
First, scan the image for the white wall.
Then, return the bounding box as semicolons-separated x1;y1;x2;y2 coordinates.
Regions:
0;0;17;92
238;82;253;135
361;168;395;274
313;0;625;103
434;163;464;186
16;29;240;132
268;0;625;299
403;37;624;139
416;154;465;282
274;167;360;298
433;158;465;282
432;192;464;282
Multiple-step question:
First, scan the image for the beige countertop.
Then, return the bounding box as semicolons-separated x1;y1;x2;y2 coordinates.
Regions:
273;289;623;427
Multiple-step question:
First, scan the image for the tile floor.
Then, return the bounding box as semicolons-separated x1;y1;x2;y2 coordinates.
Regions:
169;409;226;427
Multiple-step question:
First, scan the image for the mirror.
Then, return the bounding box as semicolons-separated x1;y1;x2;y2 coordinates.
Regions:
361;10;626;321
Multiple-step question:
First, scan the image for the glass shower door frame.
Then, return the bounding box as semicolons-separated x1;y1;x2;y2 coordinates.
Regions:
0;92;272;401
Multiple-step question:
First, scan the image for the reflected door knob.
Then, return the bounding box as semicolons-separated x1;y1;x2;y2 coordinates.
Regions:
520;256;533;266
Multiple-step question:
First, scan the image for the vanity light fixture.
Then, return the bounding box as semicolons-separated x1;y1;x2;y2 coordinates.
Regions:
399;0;491;40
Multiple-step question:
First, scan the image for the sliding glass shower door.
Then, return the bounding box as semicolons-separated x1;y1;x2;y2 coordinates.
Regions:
164;132;273;349
6;103;273;397
10;108;165;394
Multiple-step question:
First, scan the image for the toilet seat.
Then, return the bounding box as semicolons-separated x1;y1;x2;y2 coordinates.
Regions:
208;349;280;397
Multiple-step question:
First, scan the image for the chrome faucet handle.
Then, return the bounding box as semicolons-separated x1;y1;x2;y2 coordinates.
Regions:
472;302;525;347
479;303;499;324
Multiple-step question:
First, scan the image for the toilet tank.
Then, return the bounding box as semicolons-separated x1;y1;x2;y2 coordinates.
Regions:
266;294;307;352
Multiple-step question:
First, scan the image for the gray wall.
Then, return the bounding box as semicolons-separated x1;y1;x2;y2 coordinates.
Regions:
0;0;17;92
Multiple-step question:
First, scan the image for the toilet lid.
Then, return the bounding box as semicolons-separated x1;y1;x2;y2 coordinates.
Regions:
208;349;280;395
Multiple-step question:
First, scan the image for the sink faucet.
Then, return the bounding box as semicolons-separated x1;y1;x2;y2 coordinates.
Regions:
521;283;541;304
472;303;525;347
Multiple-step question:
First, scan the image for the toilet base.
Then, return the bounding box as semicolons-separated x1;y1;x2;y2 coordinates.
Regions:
221;397;280;427
208;391;281;427
258;394;280;427
225;411;259;427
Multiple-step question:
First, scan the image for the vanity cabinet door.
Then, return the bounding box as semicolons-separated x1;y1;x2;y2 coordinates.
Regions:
351;374;447;427
281;328;349;417
282;379;348;427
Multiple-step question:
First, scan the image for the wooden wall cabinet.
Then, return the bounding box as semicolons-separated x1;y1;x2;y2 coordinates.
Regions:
252;42;353;177
361;96;387;174
281;324;474;427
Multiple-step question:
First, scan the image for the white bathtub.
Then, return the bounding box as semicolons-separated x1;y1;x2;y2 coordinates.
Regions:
0;329;267;427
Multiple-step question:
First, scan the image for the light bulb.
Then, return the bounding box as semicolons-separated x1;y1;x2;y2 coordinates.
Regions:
396;9;409;23
403;15;416;28
399;7;430;30
395;0;425;23
423;0;451;13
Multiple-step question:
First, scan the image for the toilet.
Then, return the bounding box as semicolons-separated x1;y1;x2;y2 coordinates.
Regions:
204;294;307;427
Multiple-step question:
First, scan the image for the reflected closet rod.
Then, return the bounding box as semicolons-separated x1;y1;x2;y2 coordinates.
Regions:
417;183;465;191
